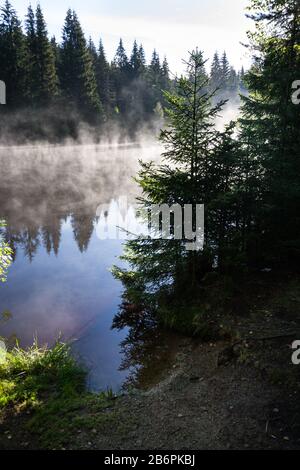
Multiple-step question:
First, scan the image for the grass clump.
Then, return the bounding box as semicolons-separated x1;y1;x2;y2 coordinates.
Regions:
0;341;119;449
0;341;86;409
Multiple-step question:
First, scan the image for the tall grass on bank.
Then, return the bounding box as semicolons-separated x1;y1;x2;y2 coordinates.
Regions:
0;341;119;449
0;341;86;408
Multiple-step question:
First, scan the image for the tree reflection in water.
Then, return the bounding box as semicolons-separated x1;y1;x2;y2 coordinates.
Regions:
0;144;167;388
0;144;149;261
112;301;180;390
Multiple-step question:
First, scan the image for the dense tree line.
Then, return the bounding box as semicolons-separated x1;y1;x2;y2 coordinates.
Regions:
113;0;300;335
210;50;246;92
0;1;244;139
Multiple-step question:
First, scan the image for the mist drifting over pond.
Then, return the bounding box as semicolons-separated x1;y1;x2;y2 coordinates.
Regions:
0;143;163;390
0;89;242;391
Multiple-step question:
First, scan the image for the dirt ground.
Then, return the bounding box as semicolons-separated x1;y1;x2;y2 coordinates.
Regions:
2;272;300;450
85;338;300;450
1;336;300;450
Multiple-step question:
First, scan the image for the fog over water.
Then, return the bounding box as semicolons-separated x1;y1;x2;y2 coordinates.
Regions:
0;143;162;390
0;98;241;390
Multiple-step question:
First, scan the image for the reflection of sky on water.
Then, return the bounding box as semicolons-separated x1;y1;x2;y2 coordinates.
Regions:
0;217;130;390
0;145;161;391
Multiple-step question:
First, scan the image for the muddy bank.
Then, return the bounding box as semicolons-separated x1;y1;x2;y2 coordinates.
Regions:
1;273;300;450
86;339;300;450
1;336;299;450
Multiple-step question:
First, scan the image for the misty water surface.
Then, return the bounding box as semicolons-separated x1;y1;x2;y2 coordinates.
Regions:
0;143;168;391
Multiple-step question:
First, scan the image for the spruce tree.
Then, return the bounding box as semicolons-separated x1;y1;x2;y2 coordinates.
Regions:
34;4;58;105
88;36;98;66
150;49;161;76
95;39;111;111
239;66;246;91
228;66;238;91
0;0;27;107
161;57;170;87
138;45;146;70
145;50;163;111
24;4;36;101
113;51;228;332
59;9;103;120
25;4;35;44
112;38;130;114
220;51;230;85
239;0;300;266
50;35;60;73
114;38;129;69
162;57;169;78
130;40;142;78
210;51;222;89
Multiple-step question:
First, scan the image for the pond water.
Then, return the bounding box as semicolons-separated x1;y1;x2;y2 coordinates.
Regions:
0;143;177;391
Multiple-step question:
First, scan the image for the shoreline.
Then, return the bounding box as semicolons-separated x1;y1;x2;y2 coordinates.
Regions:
1;272;300;450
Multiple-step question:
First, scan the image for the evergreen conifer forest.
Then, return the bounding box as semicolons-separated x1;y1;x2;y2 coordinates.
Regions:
0;0;300;455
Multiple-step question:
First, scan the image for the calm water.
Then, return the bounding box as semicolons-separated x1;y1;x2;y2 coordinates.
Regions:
0;143;174;391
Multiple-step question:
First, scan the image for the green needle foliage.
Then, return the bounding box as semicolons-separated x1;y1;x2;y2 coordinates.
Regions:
114;1;300;335
0;0;27;108
113;51;239;335
0;1;243;139
59;9;103;121
25;4;58;106
239;0;300;267
0;220;12;283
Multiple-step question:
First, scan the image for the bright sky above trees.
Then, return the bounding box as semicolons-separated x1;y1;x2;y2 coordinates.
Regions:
10;0;251;73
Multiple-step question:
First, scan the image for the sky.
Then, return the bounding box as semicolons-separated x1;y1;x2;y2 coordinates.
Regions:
10;0;252;74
